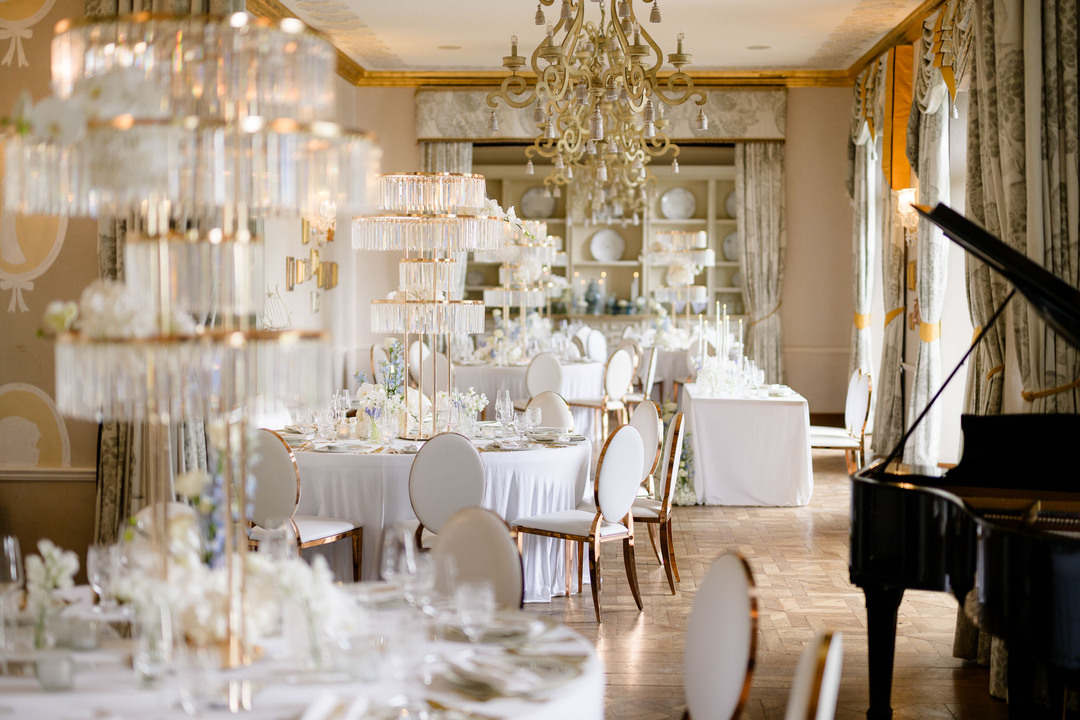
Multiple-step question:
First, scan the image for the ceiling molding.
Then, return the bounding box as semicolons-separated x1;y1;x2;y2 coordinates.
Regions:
247;0;936;90
846;0;946;79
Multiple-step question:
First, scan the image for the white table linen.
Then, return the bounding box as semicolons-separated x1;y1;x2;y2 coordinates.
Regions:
649;348;690;402
454;361;604;439
294;441;593;603
683;384;813;506
0;621;603;720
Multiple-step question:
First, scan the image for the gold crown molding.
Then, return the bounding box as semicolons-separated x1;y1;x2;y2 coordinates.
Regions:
847;0;946;80
247;0;937;90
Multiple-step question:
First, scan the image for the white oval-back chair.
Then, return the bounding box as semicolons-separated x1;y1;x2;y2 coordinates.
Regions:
624;346;659;412
249;429;363;581
408;432;486;548
512;425;645;622
684;551;758;720
526;391;575;431
809;370;872;473
567;348;634;442
785;631;844;720
432;507;524;609
585;329;608;362
514;352;563;411
371;344;390;385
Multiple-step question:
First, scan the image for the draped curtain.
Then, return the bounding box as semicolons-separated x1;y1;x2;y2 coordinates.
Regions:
420;141;473;302
88;0;236;544
902;18;952;467
848;86;879;381
734;142;786;384
871;190;907;457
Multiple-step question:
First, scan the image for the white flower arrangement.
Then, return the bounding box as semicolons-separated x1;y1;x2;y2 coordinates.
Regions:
25;539;79;609
41;280;198;340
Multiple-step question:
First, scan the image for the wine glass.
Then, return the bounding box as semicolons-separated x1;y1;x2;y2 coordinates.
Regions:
380;524;418;588
0;536;22;653
453;581;495;644
379;402;400;446
87;544;120;611
495;390;513;437
525;406;542;434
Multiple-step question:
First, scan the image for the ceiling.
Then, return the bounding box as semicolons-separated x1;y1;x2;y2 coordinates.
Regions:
252;0;936;87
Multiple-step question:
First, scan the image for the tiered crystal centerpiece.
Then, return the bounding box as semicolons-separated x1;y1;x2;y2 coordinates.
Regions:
478;220;556;360
3;13;378;679
353;173;510;437
646;229;714;326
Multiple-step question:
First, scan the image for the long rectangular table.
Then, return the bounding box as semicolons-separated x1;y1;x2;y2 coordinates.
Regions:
682;383;813;506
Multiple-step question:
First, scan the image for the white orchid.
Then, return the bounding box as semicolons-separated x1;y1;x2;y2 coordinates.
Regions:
25;539;79;608
42;300;78;333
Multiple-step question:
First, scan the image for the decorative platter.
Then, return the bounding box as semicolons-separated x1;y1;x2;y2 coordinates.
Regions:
520;186;557;218
659;187;696;219
725;190;737;218
589;229;625;262
722;231;740;262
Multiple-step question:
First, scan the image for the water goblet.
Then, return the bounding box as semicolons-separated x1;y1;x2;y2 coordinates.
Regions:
525;406;542;433
453;582;495;644
86;544;120;611
380;524;418;588
0;536;22;653
495;390;513;437
512;412;528;441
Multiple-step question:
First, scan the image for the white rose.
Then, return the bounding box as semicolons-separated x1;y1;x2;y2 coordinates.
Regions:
43;300;78;333
175;470;210;499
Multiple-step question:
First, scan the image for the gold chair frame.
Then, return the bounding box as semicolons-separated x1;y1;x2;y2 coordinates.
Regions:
640;412;683;594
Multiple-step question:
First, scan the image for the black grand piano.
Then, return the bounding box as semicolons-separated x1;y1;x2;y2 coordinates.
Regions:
850;204;1080;720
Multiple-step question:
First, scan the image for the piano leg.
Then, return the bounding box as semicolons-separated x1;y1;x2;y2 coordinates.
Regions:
864;585;905;720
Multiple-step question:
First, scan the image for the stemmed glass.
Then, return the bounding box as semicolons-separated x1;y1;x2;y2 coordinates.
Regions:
380;524;418;588
495;390;513;437
525;406;542;434
453;581;495;644
0;536;22;654
87;544;120;612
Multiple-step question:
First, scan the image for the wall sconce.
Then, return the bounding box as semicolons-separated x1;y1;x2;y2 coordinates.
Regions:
286;206;339;300
897;187;918;245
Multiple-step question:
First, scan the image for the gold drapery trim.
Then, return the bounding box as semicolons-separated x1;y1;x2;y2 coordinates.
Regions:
1021;377;1080;402
885;306;905;326
986;364;1005;381
854;312;871;329
883;45;914;191
748;301;783;328
919;321;941;342
970;325;981;345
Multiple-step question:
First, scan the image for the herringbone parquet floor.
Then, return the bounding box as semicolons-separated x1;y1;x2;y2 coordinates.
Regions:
523;450;1009;719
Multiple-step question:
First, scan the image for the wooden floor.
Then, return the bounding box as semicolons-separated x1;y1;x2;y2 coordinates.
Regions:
522;450;1010;720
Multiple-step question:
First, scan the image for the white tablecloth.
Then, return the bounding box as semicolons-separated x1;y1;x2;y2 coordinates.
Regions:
683;384;813;506
646;347;690;402
295;441;593;603
454;361;604;439
0;621;603;720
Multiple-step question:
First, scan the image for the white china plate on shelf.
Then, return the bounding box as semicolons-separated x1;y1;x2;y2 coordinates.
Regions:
722;231;740;262
589;229;625;262
725;190;737;218
520;186;557;218
659;187;696;219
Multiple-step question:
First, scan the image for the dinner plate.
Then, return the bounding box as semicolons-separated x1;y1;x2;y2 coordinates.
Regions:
722;231;740;262
439;611;550;644
314;441;368;453
659;187;696;219
725;190;737;218
444;650;582;695
520;186;557;218
589;229;625;262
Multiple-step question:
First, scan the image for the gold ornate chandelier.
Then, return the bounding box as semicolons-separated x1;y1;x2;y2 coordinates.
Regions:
487;0;708;207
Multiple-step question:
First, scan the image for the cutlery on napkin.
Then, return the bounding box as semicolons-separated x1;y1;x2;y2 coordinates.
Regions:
446;653;545;695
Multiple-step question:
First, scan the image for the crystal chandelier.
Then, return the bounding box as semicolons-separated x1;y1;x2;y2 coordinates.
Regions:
486;0;707;203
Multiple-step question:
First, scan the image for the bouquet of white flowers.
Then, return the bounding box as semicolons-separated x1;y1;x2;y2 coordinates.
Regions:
25;539;79;648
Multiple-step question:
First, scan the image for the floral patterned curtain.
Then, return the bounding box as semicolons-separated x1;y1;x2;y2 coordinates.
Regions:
902;17;952;467
734;141;786;384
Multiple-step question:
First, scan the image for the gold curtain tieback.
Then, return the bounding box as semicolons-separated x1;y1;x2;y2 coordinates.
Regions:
986;364;1005;381
970;325;981;345
749;301;783;328
854;312;871;329
919;321;941;342
1021;377;1080;402
884;306;905;326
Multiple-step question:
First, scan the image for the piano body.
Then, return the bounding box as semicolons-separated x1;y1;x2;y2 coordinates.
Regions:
848;205;1080;719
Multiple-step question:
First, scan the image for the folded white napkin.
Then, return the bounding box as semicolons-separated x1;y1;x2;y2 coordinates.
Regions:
447;652;545;695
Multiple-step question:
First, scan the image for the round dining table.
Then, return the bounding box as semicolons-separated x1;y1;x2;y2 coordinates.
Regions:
454;360;604;440
294;437;593;603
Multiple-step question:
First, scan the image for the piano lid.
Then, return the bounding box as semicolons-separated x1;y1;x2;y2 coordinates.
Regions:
916;203;1080;350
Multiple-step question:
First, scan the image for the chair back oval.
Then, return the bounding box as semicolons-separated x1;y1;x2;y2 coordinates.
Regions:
658;413;686;516
571;335;586;358
525;352;563;397
574;325;593;343
784;632;843;720
629;400;663;482
371;345;391;385
614;338;642;369
684;552;758;720
586;329;608;362
432;507;524;609
250;429;301;530
594;425;644;523
408;432;486;535
407;340;433;386
526;391;575;431
847;372;872;440
640;347;659;398
841;370;862;436
604;349;635;399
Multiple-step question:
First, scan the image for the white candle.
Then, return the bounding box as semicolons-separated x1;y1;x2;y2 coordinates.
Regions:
715;300;721;355
698;314;704;372
631;272;640;303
